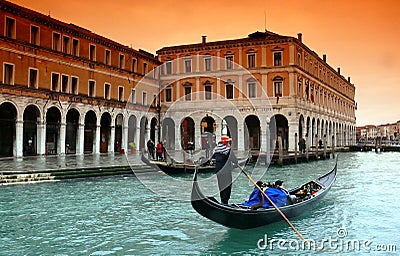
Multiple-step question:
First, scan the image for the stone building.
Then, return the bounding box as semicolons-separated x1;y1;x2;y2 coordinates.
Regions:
156;31;357;152
0;0;160;157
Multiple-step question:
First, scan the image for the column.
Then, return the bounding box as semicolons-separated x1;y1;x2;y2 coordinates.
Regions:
59;122;66;154
195;77;200;101
237;119;245;151
76;123;84;155
122;125;128;153
15;120;23;157
194;119;201;150
238;47;243;67
261;46;266;67
175;122;181;151
110;125;115;152
238;75;243;99
94;125;100;154
259;122;267;153
288;121;298;151
37;121;46;155
135;126;141;152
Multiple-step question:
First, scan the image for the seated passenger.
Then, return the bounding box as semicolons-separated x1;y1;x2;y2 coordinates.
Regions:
242;181;289;209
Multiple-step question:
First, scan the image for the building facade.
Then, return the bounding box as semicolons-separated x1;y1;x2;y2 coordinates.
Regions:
156;31;357;152
0;0;160;157
0;0;357;158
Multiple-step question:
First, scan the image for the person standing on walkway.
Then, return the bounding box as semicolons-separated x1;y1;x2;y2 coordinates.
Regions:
156;141;164;161
212;138;238;205
147;139;155;159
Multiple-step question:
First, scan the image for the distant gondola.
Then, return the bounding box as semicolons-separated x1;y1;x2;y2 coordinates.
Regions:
141;153;249;175
191;160;337;229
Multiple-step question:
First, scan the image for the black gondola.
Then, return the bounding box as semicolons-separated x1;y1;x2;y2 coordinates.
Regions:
191;161;337;229
141;153;250;174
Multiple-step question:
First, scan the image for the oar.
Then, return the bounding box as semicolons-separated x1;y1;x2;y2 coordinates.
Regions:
237;164;307;242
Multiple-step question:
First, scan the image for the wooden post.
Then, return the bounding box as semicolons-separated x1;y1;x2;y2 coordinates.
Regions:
278;136;283;166
315;134;319;160
294;133;298;163
332;135;335;159
323;135;327;159
306;135;309;162
375;137;378;153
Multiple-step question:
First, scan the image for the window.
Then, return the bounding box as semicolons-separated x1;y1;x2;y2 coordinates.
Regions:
28;68;38;88
118;86;124;101
166;61;172;74
142;91;147;105
3;63;14;85
184;86;191;101
247;54;255;68
72;39;79;57
205;85;212;100
61;75;69;93
88;80;95;97
89;44;96;61
51;73;59;91
104;83;111;100
226;55;233;69
5;17;15;38
248;82;256;98
71;76;78;94
105;50;111;65
165;87;172;102
132;58;137;73
297;52;301;66
226;84;233;99
274;81;283;96
204;57;211;71
30;25;40;45
185;58;192;73
52;32;61;51
273;52;282;66
143;62;147;75
119;54;125;69
62;36;70;54
130;89;136;103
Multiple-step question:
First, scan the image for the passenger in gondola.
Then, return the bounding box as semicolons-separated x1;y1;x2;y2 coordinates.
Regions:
212;137;238;205
242;180;289;209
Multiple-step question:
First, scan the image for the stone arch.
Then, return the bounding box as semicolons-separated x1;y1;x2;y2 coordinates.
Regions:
244;114;260;150
84;110;97;153
0;102;17;157
224;115;238;150
128;115;137;152
162;117;175;150
201;115;216;149
114;113;124;152
66;108;80;154
181;116;195;150
270;114;289;150
46;106;61;155
23;104;40;156
100;112;112;153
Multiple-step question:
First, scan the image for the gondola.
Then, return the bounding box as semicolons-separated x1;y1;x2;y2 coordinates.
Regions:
141;153;250;175
191;160;337;229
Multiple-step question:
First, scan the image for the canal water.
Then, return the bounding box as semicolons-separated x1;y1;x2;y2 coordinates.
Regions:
1;152;399;255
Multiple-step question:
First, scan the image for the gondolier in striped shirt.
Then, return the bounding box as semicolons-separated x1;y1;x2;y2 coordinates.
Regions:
212;136;238;205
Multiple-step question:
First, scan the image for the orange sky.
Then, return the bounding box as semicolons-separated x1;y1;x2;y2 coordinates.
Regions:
9;0;400;126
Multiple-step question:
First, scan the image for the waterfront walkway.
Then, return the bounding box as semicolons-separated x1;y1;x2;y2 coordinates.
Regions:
0;153;145;175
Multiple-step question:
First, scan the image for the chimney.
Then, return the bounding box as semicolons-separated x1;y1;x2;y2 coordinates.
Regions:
297;33;302;42
323;54;326;62
348;77;351;83
337;67;341;75
202;35;207;44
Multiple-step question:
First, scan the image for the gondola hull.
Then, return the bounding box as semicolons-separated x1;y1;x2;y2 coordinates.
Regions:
191;161;337;229
141;154;249;175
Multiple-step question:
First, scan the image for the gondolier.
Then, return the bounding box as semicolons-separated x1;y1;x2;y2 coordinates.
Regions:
212;137;238;205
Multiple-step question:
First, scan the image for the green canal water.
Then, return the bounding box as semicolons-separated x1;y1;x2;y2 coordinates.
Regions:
1;152;399;255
